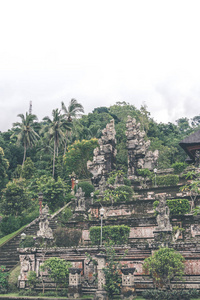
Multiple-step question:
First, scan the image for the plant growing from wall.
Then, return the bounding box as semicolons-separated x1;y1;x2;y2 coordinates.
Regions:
40;257;72;291
143;247;185;290
166;199;190;215
54;227;82;247
103;241;124;299
89;225;130;245
155;174;179;186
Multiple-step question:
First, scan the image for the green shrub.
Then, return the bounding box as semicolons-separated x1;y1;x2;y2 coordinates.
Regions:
0;266;9;294
171;162;187;174
78;181;94;197
167;199;190;215
19;235;36;248
156;174;179;186
114;185;133;202
142;289;199;300
137;168;152;178
58;207;73;225
89;225;130;245
8;265;20;292
54;227;82;247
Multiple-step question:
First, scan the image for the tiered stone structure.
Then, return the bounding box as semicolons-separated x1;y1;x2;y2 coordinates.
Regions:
126;116;158;180
87;119;117;188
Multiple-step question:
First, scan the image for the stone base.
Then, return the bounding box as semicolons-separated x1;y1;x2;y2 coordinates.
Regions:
94;290;108;300
68;285;82;299
121;286;136;299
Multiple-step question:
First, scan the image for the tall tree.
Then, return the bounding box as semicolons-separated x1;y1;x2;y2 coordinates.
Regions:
61;99;84;154
42;109;71;177
12;112;39;166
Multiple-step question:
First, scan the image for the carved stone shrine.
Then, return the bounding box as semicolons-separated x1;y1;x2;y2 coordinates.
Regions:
87;119;117;189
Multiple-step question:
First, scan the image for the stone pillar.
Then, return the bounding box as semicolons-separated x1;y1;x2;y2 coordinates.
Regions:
94;253;108;300
121;268;136;299
68;268;82;299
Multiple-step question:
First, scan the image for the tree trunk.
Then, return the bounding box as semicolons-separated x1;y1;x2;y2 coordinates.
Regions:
22;143;27;167
53;140;56;178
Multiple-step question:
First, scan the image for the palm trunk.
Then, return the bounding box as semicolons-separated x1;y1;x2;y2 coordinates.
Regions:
53;140;56;178
22;143;27;168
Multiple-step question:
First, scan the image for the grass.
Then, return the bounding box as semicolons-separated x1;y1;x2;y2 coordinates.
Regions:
0;225;27;247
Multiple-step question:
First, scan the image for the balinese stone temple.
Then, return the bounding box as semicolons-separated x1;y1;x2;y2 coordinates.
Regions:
2;118;200;298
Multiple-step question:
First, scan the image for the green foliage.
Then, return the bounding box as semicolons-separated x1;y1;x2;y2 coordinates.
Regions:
103;241;123;299
0;266;9;294
8;265;20;292
156;174;179;186
171;162;187;174
102;185;133;204
40;257;72;290
107;170;125;185
142;289;200;300
143;247;185;289
63;138;98;179
58;207;73;225
27;271;38;290
166;199;190;215
0;179;30;216
78;181;95;197
114;185;133;202
89;225;130;245
54;227;82;247
21;157;35;179
35;175;69;211
137;168;152;178
19;235;36;248
0;147;9;192
0;216;22;235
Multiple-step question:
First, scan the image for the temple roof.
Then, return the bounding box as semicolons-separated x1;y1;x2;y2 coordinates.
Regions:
179;129;200;161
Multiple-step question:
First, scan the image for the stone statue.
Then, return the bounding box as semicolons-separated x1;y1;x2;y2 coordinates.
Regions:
75;187;86;211
156;193;172;231
37;205;53;239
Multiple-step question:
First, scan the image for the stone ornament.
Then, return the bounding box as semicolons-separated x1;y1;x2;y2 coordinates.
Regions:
155;193;172;232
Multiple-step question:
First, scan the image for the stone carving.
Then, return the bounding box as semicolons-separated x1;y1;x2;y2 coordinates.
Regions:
121;267;136;299
75;187;86;212
126;116;158;179
155;193;172;231
37;205;53;239
94;253;107;300
87;119;117;188
18;254;35;288
68;268;82;298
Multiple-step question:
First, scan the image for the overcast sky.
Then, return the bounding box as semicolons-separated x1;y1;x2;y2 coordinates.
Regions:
1;0;200;132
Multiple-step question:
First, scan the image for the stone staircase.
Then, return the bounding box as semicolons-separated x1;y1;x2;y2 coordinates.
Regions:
0;202;71;271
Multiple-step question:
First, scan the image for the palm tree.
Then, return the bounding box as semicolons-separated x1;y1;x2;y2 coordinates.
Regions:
42;108;71;177
61;99;84;154
12;112;39;166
